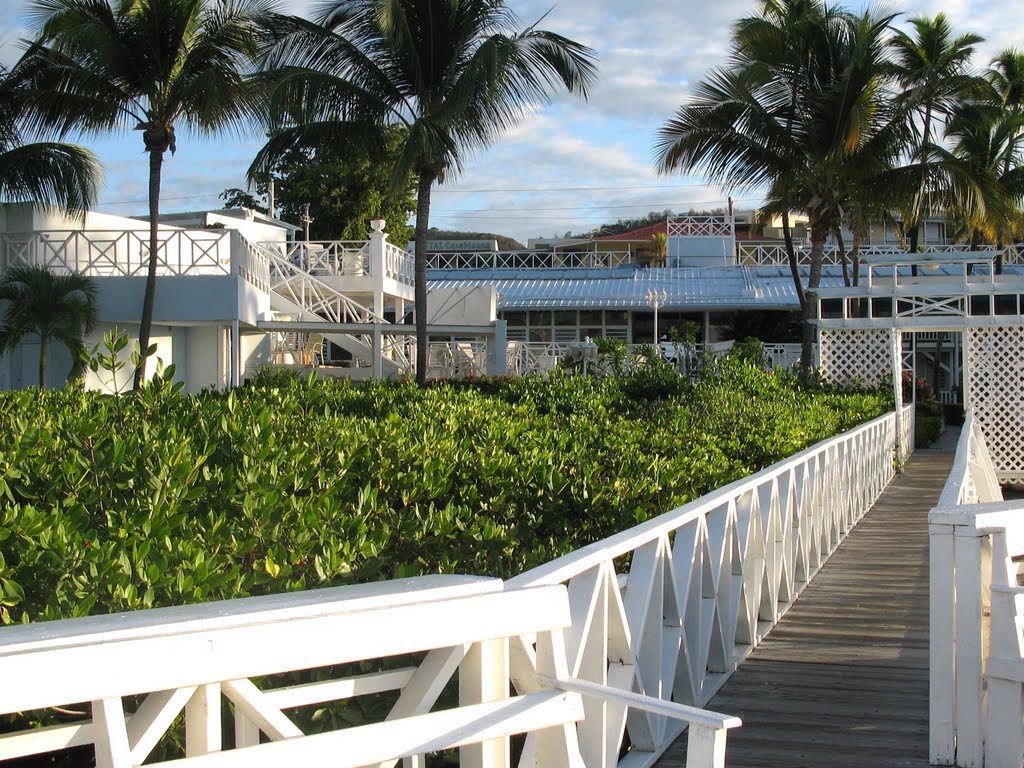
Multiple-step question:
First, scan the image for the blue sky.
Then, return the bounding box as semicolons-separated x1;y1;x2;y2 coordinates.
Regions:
1;0;1017;244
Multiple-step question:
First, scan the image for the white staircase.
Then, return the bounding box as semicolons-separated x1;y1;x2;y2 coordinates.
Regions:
246;239;412;376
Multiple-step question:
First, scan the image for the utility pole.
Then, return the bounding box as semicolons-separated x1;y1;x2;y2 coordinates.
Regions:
301;203;314;242
267;179;275;219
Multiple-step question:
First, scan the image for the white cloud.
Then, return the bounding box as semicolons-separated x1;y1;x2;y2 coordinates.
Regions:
5;0;1017;244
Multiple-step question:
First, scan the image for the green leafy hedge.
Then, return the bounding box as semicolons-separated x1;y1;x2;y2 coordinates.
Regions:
0;363;889;624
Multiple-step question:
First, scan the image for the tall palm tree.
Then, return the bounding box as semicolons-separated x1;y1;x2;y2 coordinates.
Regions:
888;14;984;253
655;3;903;369
20;0;272;388
252;0;597;385
0;63;99;212
937;102;1024;256
986;49;1024;271
0;264;97;388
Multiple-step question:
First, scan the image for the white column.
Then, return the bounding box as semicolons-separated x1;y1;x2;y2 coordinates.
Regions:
891;329;904;462
459;639;510;768
929;522;956;765
488;320;508;376
230;319;240;388
372;326;383;380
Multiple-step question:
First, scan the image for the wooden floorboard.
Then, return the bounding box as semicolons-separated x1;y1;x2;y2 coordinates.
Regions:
655;450;953;768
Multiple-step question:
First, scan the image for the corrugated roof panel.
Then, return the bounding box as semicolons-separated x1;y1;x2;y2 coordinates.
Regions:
428;266;847;310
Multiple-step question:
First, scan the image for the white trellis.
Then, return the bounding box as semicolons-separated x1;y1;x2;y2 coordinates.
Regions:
815;253;1024;483
963;326;1024;484
818;328;897;387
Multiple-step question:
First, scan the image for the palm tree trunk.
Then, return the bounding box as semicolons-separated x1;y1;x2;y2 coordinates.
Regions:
782;211;806;310
800;222;827;375
414;172;434;387
134;146;164;389
38;334;47;389
836;229;849;287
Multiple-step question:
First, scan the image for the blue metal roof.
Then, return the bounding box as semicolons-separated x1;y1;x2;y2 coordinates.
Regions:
428;266;842;310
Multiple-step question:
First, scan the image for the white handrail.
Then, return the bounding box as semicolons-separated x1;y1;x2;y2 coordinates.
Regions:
509;405;910;766
928;412;1005;767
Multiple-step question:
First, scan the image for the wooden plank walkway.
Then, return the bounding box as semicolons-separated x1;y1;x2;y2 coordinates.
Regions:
657;447;954;768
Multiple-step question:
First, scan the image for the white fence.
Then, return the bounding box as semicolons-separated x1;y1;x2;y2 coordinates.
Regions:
505;341;806;377
928;413;1024;768
507;406;910;767
736;243;1023;267
427;251;632;270
0;406;911;768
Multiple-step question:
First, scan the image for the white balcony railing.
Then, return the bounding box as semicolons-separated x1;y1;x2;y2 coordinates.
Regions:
737;242;1023;267
427;251;632;270
0;230;277;292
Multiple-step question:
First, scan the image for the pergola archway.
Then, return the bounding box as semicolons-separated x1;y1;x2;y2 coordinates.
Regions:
814;253;1024;484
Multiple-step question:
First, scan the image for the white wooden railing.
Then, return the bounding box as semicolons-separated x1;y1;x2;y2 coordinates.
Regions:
507;406;910;767
256;240;370;277
427;251;632;270
428;341;488;378
735;243;1023;267
0;407;911;768
505;341;807;377
929;417;1007;765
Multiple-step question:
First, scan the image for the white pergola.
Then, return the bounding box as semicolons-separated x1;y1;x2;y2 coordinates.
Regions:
814;252;1024;484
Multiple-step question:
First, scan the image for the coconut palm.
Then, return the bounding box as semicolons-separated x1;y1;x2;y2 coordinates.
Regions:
655;3;902;369
888;14;985;253
937;102;1024;257
252;0;597;385
0;264;97;388
0;63;99;212
20;0;273;388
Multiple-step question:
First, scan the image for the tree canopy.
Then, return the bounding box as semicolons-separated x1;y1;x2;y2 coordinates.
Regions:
224;127;416;243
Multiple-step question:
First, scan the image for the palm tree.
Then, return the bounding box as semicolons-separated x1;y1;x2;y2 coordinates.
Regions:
986;49;1024;271
0;63;99;212
937;102;1024;257
888;14;984;253
20;0;272;388
655;3;902;369
0;264;97;388
252;0;597;385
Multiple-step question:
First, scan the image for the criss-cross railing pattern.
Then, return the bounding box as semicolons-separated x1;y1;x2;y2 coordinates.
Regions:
667;216;733;238
507;408;908;768
427;251;631;270
736;243;1022;267
249;241;413;372
256;240;371;277
0;230;236;278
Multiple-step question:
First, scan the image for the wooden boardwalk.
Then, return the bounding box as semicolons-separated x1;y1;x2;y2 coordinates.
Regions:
657;448;954;768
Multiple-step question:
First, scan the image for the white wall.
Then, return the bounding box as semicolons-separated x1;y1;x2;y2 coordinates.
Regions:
427;286;497;325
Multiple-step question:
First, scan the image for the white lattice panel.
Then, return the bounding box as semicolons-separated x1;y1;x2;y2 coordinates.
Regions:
964;327;1024;481
818;329;894;387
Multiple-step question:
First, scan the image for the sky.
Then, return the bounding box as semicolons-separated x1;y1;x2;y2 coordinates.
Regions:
0;0;1018;245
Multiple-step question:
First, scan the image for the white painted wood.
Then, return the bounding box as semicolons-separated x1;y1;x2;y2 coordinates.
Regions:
92;698;132;768
261;668;416;709
0;575;499;656
163;692;584;768
953;530;984;768
221;679;301;741
929;524;956;765
459;639;510;768
128;687;196;763
542;676;740;730
686;724;728;768
0;586;558;713
0;721;94;761
185;684;222;757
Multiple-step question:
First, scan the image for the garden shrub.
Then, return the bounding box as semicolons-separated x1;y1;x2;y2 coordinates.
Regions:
0;361;890;626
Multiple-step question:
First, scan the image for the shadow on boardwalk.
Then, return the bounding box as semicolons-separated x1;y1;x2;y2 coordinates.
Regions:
658;435;956;768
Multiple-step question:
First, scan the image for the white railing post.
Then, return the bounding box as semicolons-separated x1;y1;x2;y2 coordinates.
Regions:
930;517;957;766
459;639;510;768
488;320;508;376
368;219;387;280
